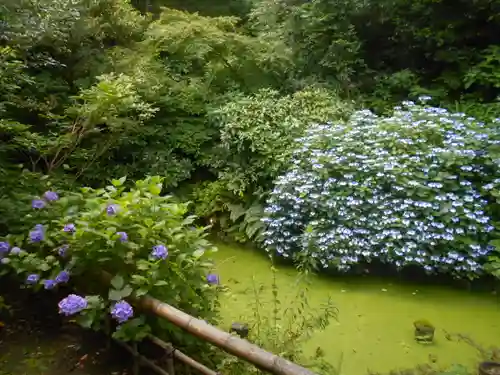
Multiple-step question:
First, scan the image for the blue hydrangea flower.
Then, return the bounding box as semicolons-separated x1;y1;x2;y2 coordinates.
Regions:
43;191;59;201
55;270;70;284
30;225;45;243
111;300;134;323
26;274;40;284
10;247;21;255
106;204;119;215
58;294;88;316
206;274;219;285
43;279;56;290
116;232;128;242
0;242;9;255
263;102;499;277
63;224;76;233
151;244;168;260
58;244;69;257
32;199;46;209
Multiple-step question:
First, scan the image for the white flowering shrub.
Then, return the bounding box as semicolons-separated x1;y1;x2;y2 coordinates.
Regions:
263;99;500;278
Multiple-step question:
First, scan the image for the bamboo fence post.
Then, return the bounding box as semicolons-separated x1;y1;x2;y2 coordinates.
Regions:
164;342;175;375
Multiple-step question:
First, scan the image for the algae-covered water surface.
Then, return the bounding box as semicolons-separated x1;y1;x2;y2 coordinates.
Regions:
211;242;500;375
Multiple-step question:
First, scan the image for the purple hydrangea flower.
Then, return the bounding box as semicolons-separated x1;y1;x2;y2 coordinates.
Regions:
151;244;168;260
26;274;40;284
206;274;219;285
106;204;119;215
111;300;134;323
58;294;87;316
44;191;59;201
55;270;70;284
30;225;45;243
58;244;69;257
10;247;21;255
116;232;128;242
43;279;56;290
0;242;9;255
63;224;75;233
32;199;46;209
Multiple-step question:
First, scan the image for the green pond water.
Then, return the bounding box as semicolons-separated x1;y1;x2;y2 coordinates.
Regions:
211;242;500;375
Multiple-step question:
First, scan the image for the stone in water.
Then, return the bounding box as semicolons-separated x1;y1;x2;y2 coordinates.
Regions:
230;322;249;338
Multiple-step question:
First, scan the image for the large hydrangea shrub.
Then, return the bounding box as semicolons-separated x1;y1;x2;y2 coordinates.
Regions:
0;176;221;344
263;99;500;278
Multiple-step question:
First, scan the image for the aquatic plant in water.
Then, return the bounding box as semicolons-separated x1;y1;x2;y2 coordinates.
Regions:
263;98;500;278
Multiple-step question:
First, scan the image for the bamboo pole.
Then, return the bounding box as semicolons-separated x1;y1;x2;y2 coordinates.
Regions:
149;335;218;375
98;271;316;375
140;296;316;375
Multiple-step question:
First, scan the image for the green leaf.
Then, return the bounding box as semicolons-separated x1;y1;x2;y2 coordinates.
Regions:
110;275;124;290
131;274;148;284
109;289;123;301
135;288;149;297
76;314;94;329
192;249;205;259
121;285;133;298
111;176;127;187
227;204;246;222
38;262;51;272
154;280;168;286
149;183;162;196
137;261;150;271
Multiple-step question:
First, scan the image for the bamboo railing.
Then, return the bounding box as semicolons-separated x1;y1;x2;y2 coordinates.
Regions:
139;295;316;375
99;271;317;375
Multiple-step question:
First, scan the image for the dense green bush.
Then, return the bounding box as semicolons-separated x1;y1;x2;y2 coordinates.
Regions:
249;0;500;109
0;1;291;192
192;88;354;242
264;98;500;277
0;176;220;347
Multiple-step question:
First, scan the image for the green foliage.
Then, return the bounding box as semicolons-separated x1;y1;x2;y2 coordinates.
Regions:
1;176;220;346
0;0;146;114
192;88;354;242
212;88;353;195
249;0;364;92
248;0;500;109
1;1;294;202
5;73;157;181
219;266;338;375
144;8;290;94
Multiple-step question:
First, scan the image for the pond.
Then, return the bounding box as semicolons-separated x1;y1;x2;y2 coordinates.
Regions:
211;242;500;375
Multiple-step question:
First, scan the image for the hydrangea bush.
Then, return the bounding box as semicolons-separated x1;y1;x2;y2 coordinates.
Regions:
0;176;220;342
263;99;500;278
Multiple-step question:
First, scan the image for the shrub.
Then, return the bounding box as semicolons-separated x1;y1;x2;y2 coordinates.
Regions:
0;176;220;346
263;98;500;278
192;88;354;243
